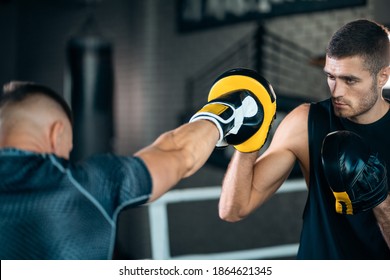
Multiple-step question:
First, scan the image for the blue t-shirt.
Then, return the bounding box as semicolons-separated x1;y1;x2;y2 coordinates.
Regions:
0;148;152;259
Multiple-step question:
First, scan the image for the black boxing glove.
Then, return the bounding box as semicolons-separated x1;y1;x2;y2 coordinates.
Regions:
321;130;389;215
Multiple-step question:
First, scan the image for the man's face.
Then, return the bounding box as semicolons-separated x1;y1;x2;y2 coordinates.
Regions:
324;55;380;123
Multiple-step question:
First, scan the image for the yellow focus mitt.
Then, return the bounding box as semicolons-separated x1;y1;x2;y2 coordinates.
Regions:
211;68;276;152
190;68;276;152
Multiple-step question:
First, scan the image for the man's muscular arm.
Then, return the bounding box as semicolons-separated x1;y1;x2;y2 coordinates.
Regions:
219;104;310;222
136;120;219;202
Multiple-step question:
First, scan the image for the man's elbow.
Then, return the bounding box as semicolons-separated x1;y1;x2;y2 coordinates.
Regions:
218;206;247;223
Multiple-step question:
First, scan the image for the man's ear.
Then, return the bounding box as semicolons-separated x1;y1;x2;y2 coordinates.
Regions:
49;120;64;154
378;66;390;88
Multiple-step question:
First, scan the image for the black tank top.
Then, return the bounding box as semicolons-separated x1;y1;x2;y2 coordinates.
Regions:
297;98;390;259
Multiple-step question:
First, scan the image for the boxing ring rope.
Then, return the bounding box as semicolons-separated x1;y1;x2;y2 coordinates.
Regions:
148;178;307;260
184;24;326;121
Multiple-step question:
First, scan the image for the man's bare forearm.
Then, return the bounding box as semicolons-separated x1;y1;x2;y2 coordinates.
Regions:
219;151;259;222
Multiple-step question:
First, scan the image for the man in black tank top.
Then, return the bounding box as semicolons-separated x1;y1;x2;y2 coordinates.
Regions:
219;19;390;259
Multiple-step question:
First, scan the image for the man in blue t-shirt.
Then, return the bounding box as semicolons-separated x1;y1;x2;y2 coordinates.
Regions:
0;68;276;259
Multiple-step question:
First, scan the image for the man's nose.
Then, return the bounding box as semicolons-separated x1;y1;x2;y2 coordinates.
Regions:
330;80;345;98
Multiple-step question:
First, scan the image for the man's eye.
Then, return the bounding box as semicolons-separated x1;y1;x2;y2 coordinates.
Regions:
346;78;356;85
327;75;335;80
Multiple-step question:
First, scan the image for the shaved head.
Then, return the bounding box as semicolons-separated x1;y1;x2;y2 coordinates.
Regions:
0;81;73;159
1;81;73;123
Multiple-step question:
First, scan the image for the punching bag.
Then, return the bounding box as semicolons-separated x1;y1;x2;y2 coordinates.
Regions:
66;36;114;161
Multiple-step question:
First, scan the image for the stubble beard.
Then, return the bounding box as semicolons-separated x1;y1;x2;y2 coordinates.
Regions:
333;80;379;119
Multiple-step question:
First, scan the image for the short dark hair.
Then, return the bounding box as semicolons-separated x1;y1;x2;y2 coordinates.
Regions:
0;81;73;124
326;19;390;75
